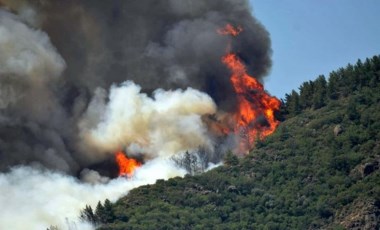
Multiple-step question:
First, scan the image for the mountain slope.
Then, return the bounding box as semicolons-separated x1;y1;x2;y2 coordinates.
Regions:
84;55;380;230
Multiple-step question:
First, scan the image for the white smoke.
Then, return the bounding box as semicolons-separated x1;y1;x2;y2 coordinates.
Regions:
0;159;186;230
79;81;217;161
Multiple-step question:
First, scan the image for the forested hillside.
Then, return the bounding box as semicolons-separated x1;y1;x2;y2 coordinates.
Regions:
82;55;380;230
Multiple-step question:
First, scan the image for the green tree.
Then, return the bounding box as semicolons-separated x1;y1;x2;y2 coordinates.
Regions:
224;151;239;166
312;75;327;109
327;71;340;99
95;201;107;224
285;90;301;116
80;205;97;224
299;81;314;108
346;98;360;121
103;199;116;223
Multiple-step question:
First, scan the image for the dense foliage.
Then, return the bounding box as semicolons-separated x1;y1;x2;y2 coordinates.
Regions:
83;55;380;229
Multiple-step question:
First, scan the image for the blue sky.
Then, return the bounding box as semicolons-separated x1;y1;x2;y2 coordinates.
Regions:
249;0;380;98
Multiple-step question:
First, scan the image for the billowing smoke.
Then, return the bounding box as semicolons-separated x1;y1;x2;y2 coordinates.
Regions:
21;0;271;113
0;0;271;173
0;8;78;173
79;81;216;162
0;0;272;229
0;161;185;229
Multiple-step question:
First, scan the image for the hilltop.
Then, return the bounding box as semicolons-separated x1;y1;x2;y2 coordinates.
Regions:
80;55;380;230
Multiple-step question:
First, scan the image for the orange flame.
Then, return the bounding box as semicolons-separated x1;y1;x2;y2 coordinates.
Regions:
217;23;243;37
115;151;142;177
219;24;281;152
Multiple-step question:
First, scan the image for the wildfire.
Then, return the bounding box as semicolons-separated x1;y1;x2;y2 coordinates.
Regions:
218;24;281;151
115;151;142;177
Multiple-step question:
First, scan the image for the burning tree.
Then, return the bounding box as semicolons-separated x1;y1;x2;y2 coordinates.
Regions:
218;24;281;153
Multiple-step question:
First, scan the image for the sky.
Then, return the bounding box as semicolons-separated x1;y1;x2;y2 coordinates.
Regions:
250;0;380;99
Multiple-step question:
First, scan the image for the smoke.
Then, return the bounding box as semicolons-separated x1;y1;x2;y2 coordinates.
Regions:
79;81;216;162
0;0;271;173
0;8;79;173
25;0;271;108
0;0;272;229
0;161;186;230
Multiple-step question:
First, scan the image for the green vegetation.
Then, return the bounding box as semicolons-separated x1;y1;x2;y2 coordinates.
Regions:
84;55;380;229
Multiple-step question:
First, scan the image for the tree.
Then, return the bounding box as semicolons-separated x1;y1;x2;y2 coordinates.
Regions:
285;90;301;116
197;148;209;172
102;199;116;223
343;64;356;94
299;81;314;108
171;151;205;175
80;205;97;224
312;75;327;109
346;98;360;121
277;99;287;121
95;201;106;224
327;71;339;100
224;151;239;166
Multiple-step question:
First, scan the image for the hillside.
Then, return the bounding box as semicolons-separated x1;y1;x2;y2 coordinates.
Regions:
82;55;380;230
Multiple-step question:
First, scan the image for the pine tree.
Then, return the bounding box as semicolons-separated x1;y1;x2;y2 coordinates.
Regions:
95;201;106;223
327;71;339;100
299;81;314;109
312;75;327;109
224;151;239;166
344;63;356;93
80;205;97;224
346;98;360;121
102;199;116;223
285;90;301;116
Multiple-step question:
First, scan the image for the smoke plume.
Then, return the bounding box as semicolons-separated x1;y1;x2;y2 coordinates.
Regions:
0;0;272;229
0;0;271;172
79;81;216;162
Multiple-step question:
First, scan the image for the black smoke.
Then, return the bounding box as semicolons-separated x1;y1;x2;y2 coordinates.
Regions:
0;0;271;174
